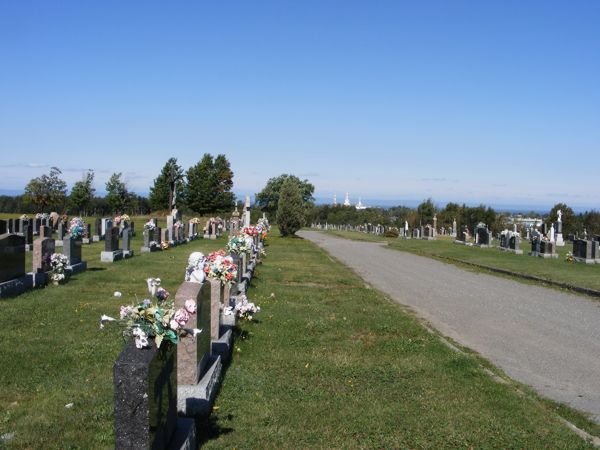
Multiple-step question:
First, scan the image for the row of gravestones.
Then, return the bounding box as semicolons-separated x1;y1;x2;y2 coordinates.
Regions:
113;237;263;449
141;219;201;253
0;225;87;298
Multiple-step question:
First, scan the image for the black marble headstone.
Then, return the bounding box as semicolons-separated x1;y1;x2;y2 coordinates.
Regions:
0;220;7;235
105;225;119;252
113;339;177;450
0;234;26;282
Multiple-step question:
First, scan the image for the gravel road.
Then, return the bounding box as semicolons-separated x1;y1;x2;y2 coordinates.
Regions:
299;230;600;422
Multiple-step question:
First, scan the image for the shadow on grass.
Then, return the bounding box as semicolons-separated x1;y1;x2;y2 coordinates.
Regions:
87;267;106;272
196;414;234;446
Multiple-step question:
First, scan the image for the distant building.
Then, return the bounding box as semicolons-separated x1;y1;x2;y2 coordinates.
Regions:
355;197;367;210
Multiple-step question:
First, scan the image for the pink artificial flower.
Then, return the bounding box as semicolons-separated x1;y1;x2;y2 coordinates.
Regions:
174;308;190;326
184;299;197;314
170;319;179;330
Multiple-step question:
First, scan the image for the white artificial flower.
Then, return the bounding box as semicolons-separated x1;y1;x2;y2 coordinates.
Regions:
113;291;122;298
99;314;116;329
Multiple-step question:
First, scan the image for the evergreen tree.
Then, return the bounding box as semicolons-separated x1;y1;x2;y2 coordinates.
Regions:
416;198;436;225
149;158;185;212
276;178;305;236
185;154;217;215
24;166;67;212
256;174;315;216
213;154;235;211
69;170;95;215
105;172;130;214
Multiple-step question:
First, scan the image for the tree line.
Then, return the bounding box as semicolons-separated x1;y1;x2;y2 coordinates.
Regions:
0;154;235;216
307;199;600;237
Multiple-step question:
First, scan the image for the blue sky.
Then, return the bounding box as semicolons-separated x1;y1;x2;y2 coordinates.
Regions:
1;1;599;209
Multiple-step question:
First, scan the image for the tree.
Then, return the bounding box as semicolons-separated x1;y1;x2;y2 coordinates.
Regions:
185;154;217;215
276;178;305;236
547;203;576;236
69;170;95;215
256;174;315;216
416;198;436;225
149;158;185;212
105;172;130;214
213;154;235;211
23;166;67;212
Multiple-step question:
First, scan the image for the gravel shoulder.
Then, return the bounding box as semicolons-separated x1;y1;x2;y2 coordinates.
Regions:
299;230;600;422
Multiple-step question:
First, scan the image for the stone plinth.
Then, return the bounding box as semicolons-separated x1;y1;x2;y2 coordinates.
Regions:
101;250;124;262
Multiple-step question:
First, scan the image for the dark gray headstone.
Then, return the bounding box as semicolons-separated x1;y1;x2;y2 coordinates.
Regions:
95;218;102;236
0;220;7;235
23;223;33;246
0;234;26;282
121;226;131;252
113;340;177;450
105;223;119;252
58;222;65;240
63;236;82;265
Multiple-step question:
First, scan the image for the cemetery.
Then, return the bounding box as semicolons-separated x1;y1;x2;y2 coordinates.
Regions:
3;3;600;448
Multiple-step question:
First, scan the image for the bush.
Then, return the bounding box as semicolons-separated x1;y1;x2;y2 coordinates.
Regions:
384;229;399;238
276;179;305;236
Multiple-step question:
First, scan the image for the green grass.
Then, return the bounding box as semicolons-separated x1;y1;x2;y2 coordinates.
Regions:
0;231;225;449
325;230;600;293
199;233;597;449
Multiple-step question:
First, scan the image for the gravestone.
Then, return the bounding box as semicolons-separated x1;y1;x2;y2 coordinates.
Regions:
8;218;14;233
572;239;599;264
101;223;123;262
32;226;55;276
141;228;159;253
0;220;7;235
33;218;41;236
175;280;222;417
422;224;435;241
475;223;491;247
93;218;102;242
0;233;35;297
83;223;91;244
23;222;33;251
63;236;87;274
114;339;195;449
121;224;133;258
538;240;557;258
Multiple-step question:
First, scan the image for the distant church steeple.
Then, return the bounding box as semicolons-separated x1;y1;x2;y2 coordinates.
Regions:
343;192;351;206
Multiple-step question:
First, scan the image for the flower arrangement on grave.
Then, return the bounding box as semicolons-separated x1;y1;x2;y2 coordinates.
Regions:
35;213;49;220
190;217;201;224
565;252;574;263
48;253;69;285
114;214;130;226
20;214;29;220
174;220;183;230
67;217;85;239
232;294;260;321
185;252;206;283
204;249;237;285
143;220;156;231
160;241;169;250
243;226;258;237
100;278;202;349
226;234;252;256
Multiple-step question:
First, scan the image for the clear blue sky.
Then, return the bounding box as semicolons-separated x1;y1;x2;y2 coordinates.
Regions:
1;1;599;209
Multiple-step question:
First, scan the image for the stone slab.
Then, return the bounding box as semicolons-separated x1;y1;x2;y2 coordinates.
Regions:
101;250;123;263
67;261;87;276
123;250;134;259
0;273;34;298
140;245;160;253
169;418;196;450
54;240;63;247
573;257;596;264
211;328;233;364
177;355;222;417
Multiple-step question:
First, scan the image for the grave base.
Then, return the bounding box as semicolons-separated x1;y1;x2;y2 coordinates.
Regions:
101;250;123;262
497;246;523;255
573;256;596;264
92;235;101;242
209;235;217;240
212;328;233;364
453;240;466;245
32;271;48;287
203;234;210;239
556;234;565;247
82;238;90;244
25;244;32;252
169;418;196;450
140;245;159;253
123;250;134;258
67;261;87;276
421;237;436;241
55;240;63;247
177;355;222;417
0;273;35;298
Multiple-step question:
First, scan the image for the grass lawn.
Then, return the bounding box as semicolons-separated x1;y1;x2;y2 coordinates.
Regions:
0;229;225;449
199;233;596;449
325;230;600;293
